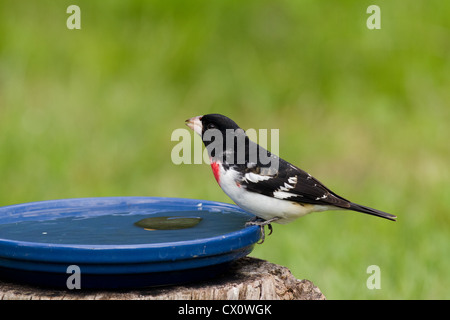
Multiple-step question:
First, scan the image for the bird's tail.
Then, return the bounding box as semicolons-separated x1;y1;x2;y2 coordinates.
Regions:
348;202;397;221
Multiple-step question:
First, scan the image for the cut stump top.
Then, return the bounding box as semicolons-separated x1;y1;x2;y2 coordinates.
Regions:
0;257;325;300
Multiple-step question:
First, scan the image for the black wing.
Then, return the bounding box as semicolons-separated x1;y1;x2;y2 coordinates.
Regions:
235;136;397;221
237;154;352;208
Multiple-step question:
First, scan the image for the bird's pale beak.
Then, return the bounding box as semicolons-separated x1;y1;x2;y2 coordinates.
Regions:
185;115;203;136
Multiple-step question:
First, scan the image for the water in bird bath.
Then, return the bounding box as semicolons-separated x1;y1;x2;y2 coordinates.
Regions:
0;210;250;245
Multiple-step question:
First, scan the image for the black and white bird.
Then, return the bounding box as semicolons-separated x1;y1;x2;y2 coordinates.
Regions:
186;114;396;243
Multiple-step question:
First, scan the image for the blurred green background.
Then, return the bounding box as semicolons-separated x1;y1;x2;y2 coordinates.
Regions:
0;0;449;299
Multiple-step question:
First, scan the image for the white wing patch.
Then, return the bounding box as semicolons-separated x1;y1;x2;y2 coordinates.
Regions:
244;172;272;183
315;194;328;201
288;176;297;185
278;182;294;192
273;176;298;200
273;191;297;199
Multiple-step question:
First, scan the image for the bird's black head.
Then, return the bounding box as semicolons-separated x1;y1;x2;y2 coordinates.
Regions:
185;113;276;169
185;114;248;161
201;114;242;133
185;114;242;138
185;114;239;135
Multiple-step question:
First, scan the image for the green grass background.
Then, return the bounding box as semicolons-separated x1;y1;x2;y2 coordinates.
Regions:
0;1;449;299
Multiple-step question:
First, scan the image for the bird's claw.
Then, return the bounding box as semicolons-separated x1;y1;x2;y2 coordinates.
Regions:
245;217;279;244
267;223;273;236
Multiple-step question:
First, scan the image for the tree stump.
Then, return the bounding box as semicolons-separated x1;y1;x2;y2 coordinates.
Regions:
0;257;325;300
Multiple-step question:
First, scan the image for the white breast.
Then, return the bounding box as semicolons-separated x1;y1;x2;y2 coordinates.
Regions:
218;167;331;224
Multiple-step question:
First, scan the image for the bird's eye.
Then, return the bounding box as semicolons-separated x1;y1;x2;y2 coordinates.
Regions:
207;123;216;130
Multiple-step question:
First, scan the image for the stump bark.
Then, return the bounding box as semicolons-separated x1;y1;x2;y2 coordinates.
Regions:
0;257;325;300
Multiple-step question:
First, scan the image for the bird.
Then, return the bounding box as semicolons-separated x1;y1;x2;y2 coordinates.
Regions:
185;114;396;243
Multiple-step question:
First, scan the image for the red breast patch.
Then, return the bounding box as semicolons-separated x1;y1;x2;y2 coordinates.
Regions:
210;161;220;184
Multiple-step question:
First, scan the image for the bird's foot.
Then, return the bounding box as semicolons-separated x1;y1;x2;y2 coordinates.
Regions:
245;217;279;244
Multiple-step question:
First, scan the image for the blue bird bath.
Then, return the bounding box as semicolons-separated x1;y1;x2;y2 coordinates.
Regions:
0;197;260;288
